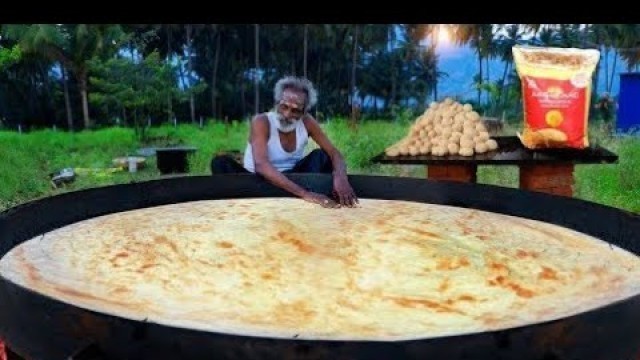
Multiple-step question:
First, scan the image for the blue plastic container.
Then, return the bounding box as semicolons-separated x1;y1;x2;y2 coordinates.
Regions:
616;72;640;134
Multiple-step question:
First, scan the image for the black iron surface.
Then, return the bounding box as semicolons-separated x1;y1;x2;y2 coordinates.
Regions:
155;147;197;174
371;136;619;165
1;174;639;360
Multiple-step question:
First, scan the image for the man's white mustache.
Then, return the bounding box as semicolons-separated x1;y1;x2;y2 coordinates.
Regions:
277;114;297;124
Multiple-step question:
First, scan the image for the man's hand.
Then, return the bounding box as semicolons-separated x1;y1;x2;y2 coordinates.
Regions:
302;191;340;208
332;174;359;207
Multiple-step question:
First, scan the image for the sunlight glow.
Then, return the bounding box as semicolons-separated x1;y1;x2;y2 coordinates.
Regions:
436;25;450;46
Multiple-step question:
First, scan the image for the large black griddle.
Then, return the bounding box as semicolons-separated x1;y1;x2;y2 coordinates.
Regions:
1;174;639;360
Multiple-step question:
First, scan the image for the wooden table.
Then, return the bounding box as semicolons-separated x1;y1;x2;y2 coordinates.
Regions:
371;136;619;197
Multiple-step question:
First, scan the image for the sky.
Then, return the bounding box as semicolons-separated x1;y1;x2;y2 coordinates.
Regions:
424;25;627;101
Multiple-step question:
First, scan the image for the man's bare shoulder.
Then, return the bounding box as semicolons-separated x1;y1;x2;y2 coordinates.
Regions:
252;113;269;124
302;114;320;128
251;113;271;130
250;113;270;139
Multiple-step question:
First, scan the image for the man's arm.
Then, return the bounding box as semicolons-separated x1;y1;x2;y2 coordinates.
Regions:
303;116;358;207
250;115;338;208
302;116;347;174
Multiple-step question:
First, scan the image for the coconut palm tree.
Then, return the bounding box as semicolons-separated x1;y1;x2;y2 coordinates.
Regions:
493;24;527;115
616;24;640;71
3;24;124;129
453;24;496;105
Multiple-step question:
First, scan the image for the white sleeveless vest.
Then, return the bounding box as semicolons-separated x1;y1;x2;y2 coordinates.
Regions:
243;112;309;172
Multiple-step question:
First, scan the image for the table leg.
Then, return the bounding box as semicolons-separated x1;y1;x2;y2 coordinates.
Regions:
519;164;574;197
427;165;477;183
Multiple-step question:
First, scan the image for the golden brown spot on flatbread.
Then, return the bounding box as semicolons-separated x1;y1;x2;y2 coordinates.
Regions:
539;266;559;280
261;272;275;280
436;257;471;271
589;265;608;277
509;283;536;298
274;300;317;325
375;219;387;226
480;314;509;327
489;262;508;272
140;263;156;269
111;286;129;294
488;276;536;298
114;252;129;258
276;231;315;254
14;248;41;283
54;286;133;308
443;296;477;306
516;249;539;259
438;278;450;292
402;226;439;238
217;241;234;249
154;235;178;253
388;297;465;315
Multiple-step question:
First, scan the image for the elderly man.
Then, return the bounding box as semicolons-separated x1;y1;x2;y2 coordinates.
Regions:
211;76;358;208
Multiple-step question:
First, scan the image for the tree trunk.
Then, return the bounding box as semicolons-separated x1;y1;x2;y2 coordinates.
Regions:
316;57;322;117
41;63;57;127
604;47;609;93
431;30;438;102
485;56;490;84
77;67;91;129
254;24;260;115
390;70;397;112
303;24;308;78
477;51;483;105
240;73;247;119
496;61;510;111
211;30;221;121
592;51;601;101
349;24;359;127
167;93;173;123
167;25;173;123
433;84;438;102
61;65;74;130
608;51;618;93
500;62;512;110
186;25;196;124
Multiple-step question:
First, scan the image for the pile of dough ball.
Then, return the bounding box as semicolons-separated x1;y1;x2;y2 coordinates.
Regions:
385;98;498;157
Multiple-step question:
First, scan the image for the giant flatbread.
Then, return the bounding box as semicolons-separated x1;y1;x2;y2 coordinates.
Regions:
1;198;640;341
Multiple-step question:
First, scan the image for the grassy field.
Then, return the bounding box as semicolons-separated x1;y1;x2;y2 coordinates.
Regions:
1;119;639;213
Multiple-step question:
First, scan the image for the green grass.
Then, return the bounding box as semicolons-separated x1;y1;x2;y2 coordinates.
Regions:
1;119;639;213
